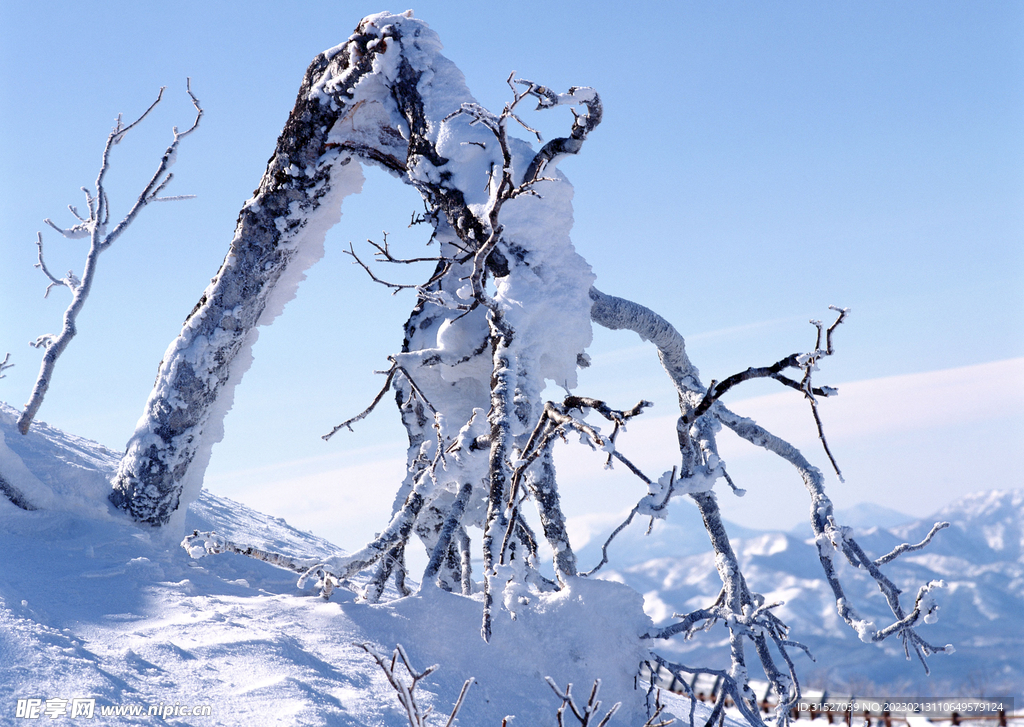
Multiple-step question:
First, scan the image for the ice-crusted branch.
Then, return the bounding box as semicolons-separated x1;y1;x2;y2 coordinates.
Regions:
179;529;351;597
874;521;950;566
17;81;201;436
0;353;12;379
110;17;431;524
590;289;948;719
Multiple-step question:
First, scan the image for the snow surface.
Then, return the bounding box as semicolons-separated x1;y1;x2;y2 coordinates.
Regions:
0;403;743;726
6;402;1019;725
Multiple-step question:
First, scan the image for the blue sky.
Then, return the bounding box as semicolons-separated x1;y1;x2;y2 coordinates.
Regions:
1;2;1021;550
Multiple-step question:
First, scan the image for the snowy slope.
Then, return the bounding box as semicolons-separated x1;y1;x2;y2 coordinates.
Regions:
605;490;1024;701
0;403;733;726
5;400;1017;725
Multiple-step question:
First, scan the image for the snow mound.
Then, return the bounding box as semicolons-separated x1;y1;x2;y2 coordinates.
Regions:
1;406;732;725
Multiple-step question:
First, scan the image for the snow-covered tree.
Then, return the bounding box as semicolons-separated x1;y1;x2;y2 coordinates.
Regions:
91;12;949;724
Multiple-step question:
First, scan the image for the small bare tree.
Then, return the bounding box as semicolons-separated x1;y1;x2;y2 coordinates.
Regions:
360;642;676;727
16;83;202;437
356;643;473;727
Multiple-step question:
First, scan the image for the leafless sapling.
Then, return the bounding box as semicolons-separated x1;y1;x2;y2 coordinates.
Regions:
356;642;473;727
16;82;202;436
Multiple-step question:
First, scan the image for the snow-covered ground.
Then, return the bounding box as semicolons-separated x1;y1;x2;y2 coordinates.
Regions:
1;403;733;726
3;400;1021;725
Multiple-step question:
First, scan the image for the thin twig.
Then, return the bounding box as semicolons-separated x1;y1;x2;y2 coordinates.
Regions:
323;366;398;440
345;239;454;297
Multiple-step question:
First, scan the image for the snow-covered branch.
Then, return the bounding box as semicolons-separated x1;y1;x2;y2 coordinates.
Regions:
590;289;950;718
17;82;201;436
108;23;412;524
874;521;950;566
0;471;36;512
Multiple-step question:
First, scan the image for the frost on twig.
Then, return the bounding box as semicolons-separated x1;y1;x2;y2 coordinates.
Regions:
545;677;675;727
545;678;621;727
356;642;472;727
874;521;950;566
16;81;201;436
0;353;12;379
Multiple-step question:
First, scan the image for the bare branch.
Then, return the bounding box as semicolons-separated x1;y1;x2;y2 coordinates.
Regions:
18;82;201;435
544;678;621;727
33;232;78;298
345;239;456;298
874;521;950;566
806;387;844;482
369;231;449;265
323;366;398;440
179;77;203;138
356;642;472;727
111;86;164;144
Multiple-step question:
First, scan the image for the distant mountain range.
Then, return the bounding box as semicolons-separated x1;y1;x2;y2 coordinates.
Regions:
589;489;1024;701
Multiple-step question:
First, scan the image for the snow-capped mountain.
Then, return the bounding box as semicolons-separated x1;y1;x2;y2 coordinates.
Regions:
600;490;1024;701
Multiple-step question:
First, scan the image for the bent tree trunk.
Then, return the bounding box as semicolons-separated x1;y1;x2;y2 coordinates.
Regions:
110;14;419;526
110;11;596;534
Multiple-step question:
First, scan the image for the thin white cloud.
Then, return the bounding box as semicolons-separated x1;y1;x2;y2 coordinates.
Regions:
720;357;1024;450
205;456;408;551
206;358;1024;550
587;315;806;367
